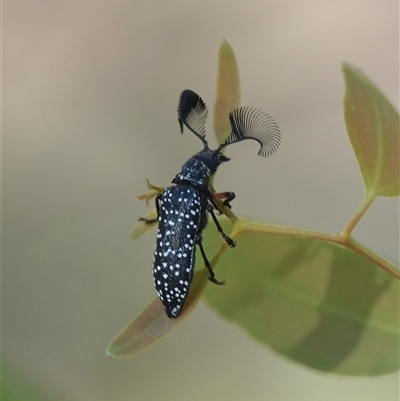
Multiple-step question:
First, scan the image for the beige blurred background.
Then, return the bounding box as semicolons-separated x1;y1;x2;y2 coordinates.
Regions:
3;1;399;400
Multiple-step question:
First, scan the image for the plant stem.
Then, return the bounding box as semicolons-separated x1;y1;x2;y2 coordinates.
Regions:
345;237;400;279
210;241;230;268
235;219;340;243
234;218;400;280
342;192;375;239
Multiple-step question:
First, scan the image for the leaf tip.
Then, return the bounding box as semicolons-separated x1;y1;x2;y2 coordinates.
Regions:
218;39;236;61
220;38;231;49
342;62;363;80
105;346;116;358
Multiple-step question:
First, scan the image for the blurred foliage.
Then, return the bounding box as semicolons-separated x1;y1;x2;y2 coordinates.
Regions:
343;63;399;198
203;220;399;376
2;361;58;401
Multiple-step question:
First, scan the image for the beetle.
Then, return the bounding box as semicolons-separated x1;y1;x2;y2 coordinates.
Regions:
140;90;280;318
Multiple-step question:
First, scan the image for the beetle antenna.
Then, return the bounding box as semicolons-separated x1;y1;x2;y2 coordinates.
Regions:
218;107;281;157
178;90;209;148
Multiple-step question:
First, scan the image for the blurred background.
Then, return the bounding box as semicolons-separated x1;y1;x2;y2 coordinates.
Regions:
3;0;399;400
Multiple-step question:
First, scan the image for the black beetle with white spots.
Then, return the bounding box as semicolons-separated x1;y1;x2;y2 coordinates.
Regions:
140;90;281;318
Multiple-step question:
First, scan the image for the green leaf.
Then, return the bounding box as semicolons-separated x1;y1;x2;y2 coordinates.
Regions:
131;208;158;239
106;269;209;357
2;360;57;401
343;63;400;197
213;39;241;145
203;221;399;376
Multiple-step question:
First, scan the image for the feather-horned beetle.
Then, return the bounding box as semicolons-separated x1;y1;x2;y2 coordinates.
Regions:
140;90;280;318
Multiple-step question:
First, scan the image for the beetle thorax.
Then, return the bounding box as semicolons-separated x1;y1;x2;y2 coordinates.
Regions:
173;148;226;188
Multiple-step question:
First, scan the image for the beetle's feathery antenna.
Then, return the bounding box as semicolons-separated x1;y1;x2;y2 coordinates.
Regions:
218;107;281;157
178;90;209;148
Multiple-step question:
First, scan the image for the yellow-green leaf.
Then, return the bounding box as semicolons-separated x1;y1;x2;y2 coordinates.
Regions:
213;39;241;145
343;63;399;197
106;269;208;357
203;221;399;376
131;208;158;239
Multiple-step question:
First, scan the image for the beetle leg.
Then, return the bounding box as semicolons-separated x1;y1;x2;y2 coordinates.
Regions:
196;235;225;285
213;191;236;209
206;203;236;248
139;194;161;224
